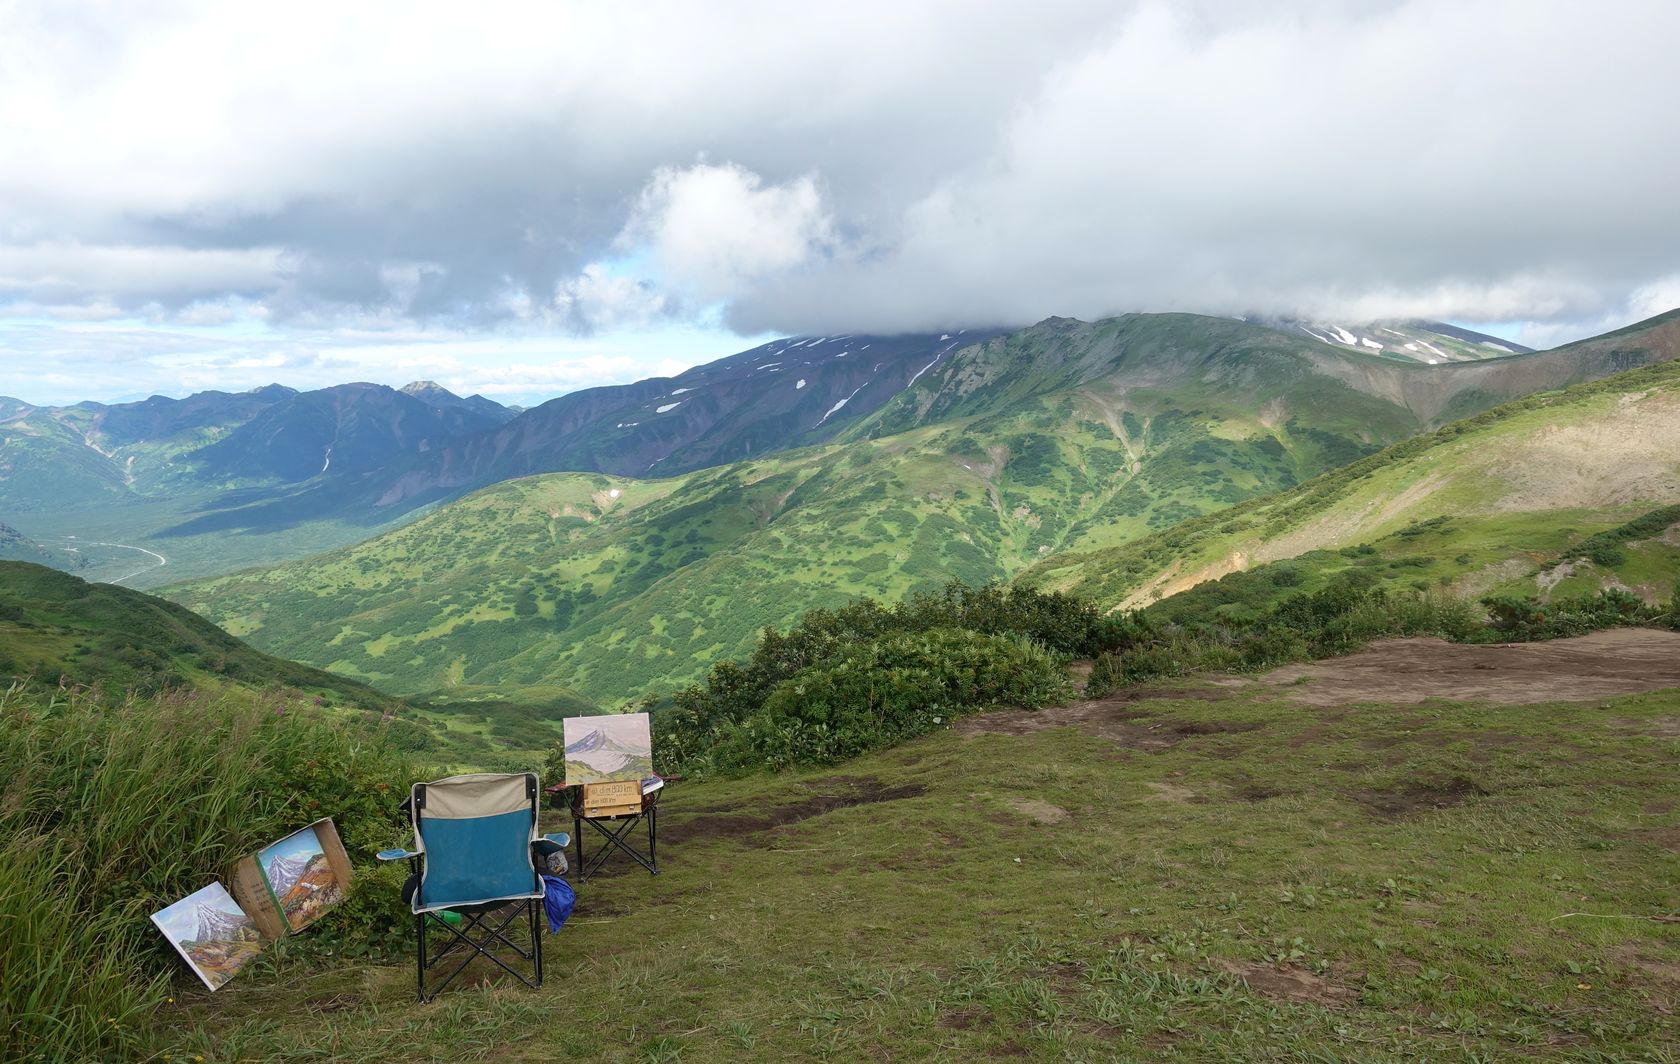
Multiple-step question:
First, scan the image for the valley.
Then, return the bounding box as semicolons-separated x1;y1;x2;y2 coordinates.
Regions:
158;310;1680;708
10;11;1680;1061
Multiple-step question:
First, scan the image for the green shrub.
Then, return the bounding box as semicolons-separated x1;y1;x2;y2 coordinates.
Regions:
0;684;421;1062
1480;588;1661;641
655;581;1120;773
665;628;1071;775
1085;651;1126;698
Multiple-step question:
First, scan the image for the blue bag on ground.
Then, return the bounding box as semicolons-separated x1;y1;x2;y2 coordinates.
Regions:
541;875;576;932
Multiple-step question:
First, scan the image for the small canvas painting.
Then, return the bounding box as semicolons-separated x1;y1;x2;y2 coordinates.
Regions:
151;882;265;991
258;823;346;932
562;712;655;785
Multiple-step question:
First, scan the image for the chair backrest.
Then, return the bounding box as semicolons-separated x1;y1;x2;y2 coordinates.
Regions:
410;772;541;913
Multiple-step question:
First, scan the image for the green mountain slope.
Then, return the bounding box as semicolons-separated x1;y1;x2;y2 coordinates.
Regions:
859;310;1680;437
0;522;83;569
165;311;1680;705
0;561;393;708
1024;355;1680;611
159;317;1539;704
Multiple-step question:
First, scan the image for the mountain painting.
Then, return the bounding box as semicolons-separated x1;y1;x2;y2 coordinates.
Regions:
150;882;265;991
258;823;346;932
562;712;655;786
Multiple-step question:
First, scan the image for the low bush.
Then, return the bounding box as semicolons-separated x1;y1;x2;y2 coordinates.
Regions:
655;581;1128;773
1099;585;1500;690
1479;588;1664;640
0;684;421;1062
660;626;1072;775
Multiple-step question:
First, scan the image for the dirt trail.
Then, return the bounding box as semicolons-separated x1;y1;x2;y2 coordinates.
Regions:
959;629;1680;748
954;688;1234;747
1256;628;1680;706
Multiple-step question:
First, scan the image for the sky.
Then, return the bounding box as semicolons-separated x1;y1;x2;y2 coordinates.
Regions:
2;0;1678;406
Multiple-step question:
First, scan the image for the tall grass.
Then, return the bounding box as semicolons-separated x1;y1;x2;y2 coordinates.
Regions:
0;683;418;1062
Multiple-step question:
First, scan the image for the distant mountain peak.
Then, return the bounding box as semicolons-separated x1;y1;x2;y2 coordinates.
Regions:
1255;317;1532;363
401;380;459;400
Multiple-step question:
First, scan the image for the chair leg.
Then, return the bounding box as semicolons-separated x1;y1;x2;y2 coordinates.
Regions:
415;911;428;1003
531;898;544;987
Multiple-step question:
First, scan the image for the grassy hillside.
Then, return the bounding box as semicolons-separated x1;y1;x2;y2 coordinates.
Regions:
1025;358;1680;611
0;680;419;1062
0;561;601;769
0;561;399;707
166;348;1431;704
156;673;1680;1061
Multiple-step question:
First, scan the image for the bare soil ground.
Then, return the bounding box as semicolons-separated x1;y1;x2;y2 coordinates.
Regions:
958;628;1680;754
1254;628;1680;706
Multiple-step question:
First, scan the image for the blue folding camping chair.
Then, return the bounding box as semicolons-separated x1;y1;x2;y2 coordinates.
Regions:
378;771;570;1002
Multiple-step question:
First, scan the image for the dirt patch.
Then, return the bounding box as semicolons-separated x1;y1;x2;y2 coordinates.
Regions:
661;778;927;842
1636;715;1680;738
1352;776;1487;817
1168;719;1262;736
1004;797;1069;824
938;1008;985;1030
956;688;1238;751
1144;781;1197;804
1260;629;1680;706
1067;659;1093;692
1634;827;1680;852
1610;944;1680;985
1214;959;1355;1007
1234;783;1283;802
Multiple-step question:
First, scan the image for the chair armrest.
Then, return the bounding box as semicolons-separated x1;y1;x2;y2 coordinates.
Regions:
377;848;420;861
542;831;571;847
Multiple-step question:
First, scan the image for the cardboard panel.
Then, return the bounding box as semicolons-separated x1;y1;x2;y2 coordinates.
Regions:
227;856;288;941
582;780;643;818
235;817;354;935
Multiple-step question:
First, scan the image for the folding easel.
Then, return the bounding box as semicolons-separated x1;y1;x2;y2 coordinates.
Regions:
553;779;675;883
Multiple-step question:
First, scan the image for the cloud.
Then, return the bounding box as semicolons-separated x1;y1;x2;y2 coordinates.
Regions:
0;0;1677;394
0;243;283;309
730;1;1680;335
620;163;834;303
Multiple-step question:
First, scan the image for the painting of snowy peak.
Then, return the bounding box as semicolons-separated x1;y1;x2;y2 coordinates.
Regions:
257;824;345;933
561;712;654;785
149;883;264;991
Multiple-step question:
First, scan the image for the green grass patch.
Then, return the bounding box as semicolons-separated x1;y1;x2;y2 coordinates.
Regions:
152;682;1680;1061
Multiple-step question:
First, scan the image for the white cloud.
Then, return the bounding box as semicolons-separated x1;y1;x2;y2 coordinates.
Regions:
0;243;283;306
733;0;1680;333
0;0;1677;398
620;163;834;303
553;264;670;332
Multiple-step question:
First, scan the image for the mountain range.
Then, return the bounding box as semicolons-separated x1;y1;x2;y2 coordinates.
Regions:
159;310;1680;706
1023;314;1680;613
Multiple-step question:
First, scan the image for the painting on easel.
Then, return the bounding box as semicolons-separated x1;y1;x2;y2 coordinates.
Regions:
562;712;653;786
